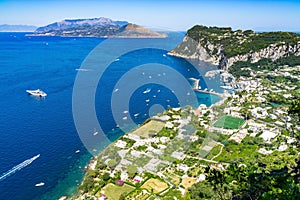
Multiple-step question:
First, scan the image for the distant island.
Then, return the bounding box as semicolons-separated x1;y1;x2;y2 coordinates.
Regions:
28;17;167;38
0;24;37;32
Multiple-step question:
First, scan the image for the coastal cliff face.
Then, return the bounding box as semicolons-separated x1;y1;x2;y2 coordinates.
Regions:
169;25;300;69
169;36;222;65
227;42;300;67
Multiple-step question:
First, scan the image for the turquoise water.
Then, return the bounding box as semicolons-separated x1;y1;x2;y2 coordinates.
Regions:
0;32;221;199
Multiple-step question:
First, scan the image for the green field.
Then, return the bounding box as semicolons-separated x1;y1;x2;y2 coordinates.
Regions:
101;183;135;199
213;115;245;129
142;178;169;194
131;120;165;138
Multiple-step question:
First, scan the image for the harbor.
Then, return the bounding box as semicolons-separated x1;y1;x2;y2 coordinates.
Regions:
189;78;225;98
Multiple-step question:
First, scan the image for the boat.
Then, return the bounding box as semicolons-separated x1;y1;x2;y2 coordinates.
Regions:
75;68;91;72
35;182;45;187
93;131;98;136
93;128;98;136
75;150;80;154
26;89;47;97
143;88;151;94
145;99;150;102
220;85;233;90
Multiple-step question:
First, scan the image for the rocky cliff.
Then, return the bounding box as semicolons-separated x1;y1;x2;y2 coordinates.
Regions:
169;25;300;69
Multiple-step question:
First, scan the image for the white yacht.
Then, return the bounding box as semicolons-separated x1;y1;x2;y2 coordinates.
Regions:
35;182;45;187
26;89;47;97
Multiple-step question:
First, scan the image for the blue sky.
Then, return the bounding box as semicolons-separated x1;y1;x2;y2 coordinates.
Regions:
1;0;300;31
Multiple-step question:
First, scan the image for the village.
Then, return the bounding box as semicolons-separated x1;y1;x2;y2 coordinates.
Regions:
74;65;300;200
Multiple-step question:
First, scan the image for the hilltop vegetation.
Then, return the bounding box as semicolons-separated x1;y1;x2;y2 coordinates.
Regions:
186;25;300;58
169;25;300;69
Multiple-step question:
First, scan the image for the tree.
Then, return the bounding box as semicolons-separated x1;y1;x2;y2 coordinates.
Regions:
119;192;127;200
107;159;117;169
127;164;138;179
102;172;110;182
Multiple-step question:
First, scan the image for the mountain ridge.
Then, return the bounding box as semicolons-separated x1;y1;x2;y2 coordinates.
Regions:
31;17;166;38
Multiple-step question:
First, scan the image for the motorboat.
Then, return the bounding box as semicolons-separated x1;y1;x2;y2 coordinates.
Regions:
143;88;151;94
26;89;47;97
35;182;45;187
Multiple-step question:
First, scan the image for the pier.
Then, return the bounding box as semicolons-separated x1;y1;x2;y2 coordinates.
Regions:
189;78;224;98
189;78;200;90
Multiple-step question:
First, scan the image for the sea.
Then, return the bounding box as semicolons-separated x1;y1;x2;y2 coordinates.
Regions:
0;32;222;200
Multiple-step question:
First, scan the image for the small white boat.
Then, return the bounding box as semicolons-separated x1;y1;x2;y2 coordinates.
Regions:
93;131;98;136
123;110;128;114
75;150;80;154
123;116;127;120
134;113;139;117
75;68;91;72
26;89;47;97
220;85;233;90
143;88;151;94
35;182;45;187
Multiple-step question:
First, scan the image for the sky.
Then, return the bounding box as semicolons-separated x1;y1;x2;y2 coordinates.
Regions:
1;0;300;31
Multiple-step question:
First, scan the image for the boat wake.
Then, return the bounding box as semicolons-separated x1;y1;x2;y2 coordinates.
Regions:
0;154;40;182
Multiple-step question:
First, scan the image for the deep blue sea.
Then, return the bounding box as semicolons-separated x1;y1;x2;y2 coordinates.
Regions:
0;32;221;200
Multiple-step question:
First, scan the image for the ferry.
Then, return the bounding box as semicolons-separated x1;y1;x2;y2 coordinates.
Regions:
26;89;47;97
